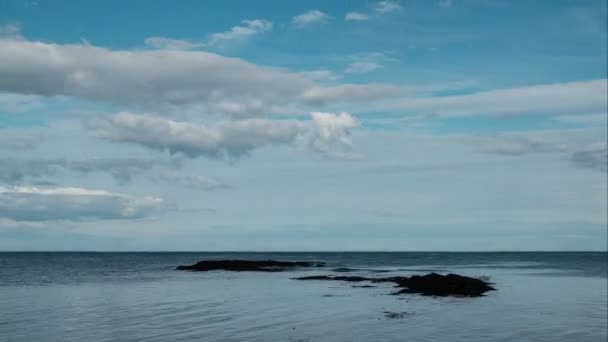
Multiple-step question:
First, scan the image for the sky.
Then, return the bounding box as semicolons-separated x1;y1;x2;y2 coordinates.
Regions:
0;0;606;251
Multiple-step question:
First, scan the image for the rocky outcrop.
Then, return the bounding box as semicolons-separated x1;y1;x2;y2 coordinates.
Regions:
176;259;325;272
294;272;495;297
176;260;495;297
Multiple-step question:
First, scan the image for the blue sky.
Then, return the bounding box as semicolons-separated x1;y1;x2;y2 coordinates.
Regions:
0;0;606;251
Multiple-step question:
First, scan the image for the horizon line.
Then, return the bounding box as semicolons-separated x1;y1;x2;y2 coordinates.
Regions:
0;250;606;253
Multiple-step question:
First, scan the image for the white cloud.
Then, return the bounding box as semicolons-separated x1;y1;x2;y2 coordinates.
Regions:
86;112;360;160
292;10;330;27
0;39;396;118
345;12;370;21
379;79;608;117
144;19;272;50
375;1;403;14
207;19;273;46
0;186;166;221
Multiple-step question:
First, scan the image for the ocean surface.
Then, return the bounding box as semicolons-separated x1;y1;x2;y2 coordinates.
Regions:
0;252;606;342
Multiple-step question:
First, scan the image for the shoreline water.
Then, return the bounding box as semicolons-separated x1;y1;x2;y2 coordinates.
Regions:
1;252;606;341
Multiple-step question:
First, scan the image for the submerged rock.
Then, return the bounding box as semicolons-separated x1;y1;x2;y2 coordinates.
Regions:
296;275;372;282
176;259;325;272
383;311;415;319
294;272;495;297
331;267;391;273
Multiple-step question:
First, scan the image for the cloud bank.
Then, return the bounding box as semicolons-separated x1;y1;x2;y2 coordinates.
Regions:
0;39;397;118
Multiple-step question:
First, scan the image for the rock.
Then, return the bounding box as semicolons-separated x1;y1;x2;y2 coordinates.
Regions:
176;259;325;272
383;311;415;319
330;267;390;273
296;275;372;282
294;272;495;297
394;273;494;297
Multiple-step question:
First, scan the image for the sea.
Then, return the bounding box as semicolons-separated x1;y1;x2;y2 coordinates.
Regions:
0;252;606;342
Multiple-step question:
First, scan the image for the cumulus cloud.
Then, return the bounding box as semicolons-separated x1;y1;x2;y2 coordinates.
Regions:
572;142;607;172
0;39;397;118
0;186;166;221
86;112;360;160
292;10;330;27
345;12;370;21
375;1;403;14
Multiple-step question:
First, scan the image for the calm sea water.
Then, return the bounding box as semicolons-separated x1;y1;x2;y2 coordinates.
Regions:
0;252;606;342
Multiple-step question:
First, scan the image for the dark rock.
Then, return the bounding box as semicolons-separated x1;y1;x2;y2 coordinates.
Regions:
393;273;494;297
294;272;495;297
176;259;325;272
296;275;372;282
331;267;391;273
383;311;415;319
